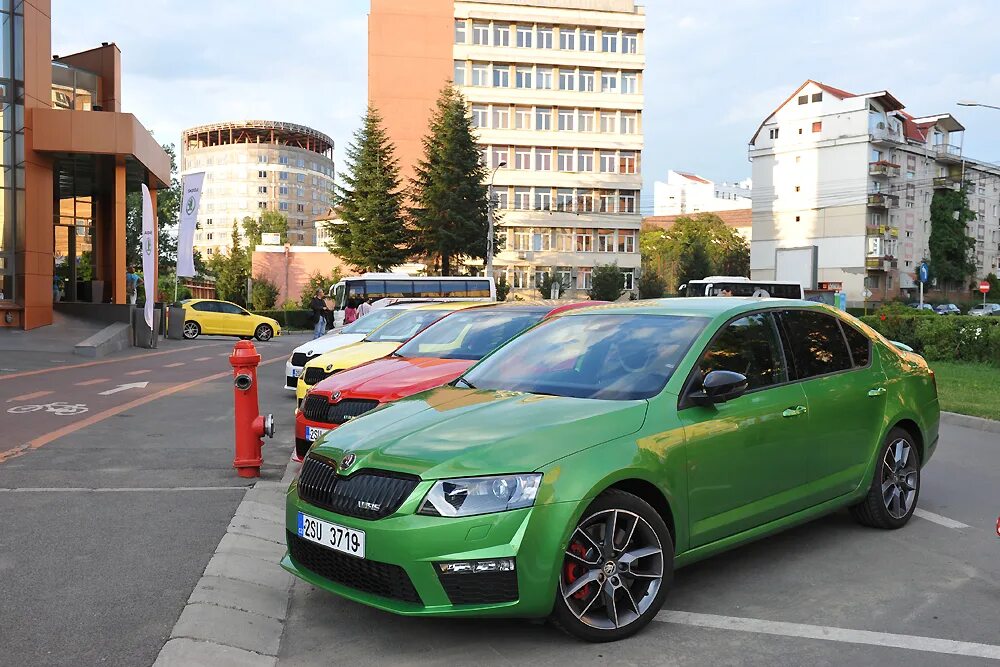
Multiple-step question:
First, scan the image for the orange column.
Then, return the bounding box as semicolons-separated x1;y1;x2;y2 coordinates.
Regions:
112;156;126;303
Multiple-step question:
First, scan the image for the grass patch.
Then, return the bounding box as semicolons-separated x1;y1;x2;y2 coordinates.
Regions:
927;361;1000;421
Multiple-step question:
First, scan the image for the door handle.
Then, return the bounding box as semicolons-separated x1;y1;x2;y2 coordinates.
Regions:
867;387;887;397
782;405;808;418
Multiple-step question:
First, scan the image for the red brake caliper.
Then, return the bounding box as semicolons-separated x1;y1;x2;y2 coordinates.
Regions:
565;542;593;600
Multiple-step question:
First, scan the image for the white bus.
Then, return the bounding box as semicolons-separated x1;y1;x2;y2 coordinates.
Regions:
681;276;804;299
329;274;496;326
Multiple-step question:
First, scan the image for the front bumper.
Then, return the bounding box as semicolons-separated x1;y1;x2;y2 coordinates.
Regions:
282;481;577;617
293;412;343;461
285;360;302;391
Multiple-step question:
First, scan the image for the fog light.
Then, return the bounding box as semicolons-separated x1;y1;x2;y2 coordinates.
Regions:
436;558;515;574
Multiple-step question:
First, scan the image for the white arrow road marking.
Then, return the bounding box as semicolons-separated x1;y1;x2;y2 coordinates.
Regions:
98;382;149;396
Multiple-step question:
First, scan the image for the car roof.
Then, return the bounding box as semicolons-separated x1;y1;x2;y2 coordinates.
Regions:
559;296;829;319
412;301;485;311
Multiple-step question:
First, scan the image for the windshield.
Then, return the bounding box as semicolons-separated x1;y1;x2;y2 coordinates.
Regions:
364;309;449;343
461;314;708;400
395;309;545;360
340;308;404;335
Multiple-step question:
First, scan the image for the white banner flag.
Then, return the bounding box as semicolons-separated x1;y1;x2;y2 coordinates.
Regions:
176;172;205;277
141;184;156;330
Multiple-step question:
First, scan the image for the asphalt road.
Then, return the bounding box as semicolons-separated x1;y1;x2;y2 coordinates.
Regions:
0;334;303;667
277;421;1000;666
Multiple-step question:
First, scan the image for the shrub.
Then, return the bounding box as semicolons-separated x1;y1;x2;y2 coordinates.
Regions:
860;313;1000;365
250;275;279;311
251;309;312;330
589;263;625;302
536;272;569;299
637;270;666;299
495;275;511;302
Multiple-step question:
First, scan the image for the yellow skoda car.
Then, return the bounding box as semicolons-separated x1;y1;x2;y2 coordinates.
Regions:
295;302;479;402
181;299;281;341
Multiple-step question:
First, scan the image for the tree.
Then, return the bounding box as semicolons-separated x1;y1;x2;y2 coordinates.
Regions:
495;275;511;302
928;188;976;288
536;271;569;299
207;226;250;306
986;272;1000;296
330;107;412;272
242;211;289;247
409;85;492;276
678;235;713;289
126;143;182;270
250;274;279;310
637;269;666;299
297;270;343;310
640;213;749;292
589;263;625;302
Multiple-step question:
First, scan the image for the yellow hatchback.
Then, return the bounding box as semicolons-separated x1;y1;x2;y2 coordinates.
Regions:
295;302;480;402
181;299;282;341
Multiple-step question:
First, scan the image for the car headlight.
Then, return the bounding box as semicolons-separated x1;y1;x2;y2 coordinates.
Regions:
418;474;542;517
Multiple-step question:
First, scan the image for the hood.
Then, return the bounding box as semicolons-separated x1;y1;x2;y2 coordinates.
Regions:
295;333;367;358
312;386;648;479
321;341;400;372
311;356;474;402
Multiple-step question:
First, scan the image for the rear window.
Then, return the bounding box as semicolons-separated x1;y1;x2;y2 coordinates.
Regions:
777;310;853;379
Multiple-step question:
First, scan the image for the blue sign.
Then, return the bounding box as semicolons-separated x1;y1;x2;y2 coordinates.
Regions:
918;263;929;283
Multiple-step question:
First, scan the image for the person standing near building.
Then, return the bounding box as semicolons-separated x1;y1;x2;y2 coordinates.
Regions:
343;299;358;325
309;289;327;339
125;266;140;305
356;297;373;319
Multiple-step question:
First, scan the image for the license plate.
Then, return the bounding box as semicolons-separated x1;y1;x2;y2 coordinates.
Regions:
291;367;302;378
305;426;329;442
297;512;365;558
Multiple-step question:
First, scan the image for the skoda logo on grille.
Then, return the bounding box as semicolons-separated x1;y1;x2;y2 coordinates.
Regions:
340;453;356;470
330;391;342;403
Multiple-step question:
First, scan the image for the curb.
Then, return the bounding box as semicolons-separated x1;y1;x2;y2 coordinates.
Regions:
153;459;298;667
941;411;1000;434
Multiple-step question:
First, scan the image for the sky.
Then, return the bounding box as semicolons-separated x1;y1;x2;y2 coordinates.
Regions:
53;0;1000;210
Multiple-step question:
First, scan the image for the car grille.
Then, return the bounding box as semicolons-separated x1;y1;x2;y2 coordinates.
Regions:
436;571;519;605
302;366;336;386
291;352;318;367
286;375;298;389
301;395;379;425
287;532;422;605
297;455;419;521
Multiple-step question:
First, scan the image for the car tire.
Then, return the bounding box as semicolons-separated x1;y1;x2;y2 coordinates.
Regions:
254;324;274;342
850;427;920;529
550;489;673;642
183;321;200;340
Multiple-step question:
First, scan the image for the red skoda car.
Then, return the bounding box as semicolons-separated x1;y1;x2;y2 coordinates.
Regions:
294;301;599;460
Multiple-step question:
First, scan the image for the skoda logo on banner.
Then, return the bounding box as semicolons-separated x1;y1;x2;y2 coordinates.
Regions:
185;196;196;216
143;235;153;255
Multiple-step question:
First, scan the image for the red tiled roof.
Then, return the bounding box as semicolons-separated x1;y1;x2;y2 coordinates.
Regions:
750;80;856;145
642;209;752;231
675;171;712;184
898;110;929;143
813;82;855;99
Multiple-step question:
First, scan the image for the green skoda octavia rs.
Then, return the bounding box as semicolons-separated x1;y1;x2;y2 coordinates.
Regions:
282;298;939;642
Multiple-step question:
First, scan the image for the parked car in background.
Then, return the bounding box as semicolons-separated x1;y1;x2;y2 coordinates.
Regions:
907;303;935;312
180;299;281;341
968;303;1000;316
294;301;601;460
934;303;961;316
284;298;939;642
283;303;422;391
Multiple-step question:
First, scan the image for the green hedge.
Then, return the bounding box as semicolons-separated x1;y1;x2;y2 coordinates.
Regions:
252;309;314;330
859;313;1000;365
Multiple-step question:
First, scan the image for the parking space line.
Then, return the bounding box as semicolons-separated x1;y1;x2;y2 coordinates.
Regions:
913;508;970;529
163;362;185;368
5;390;53;403
124;369;151;376
0;486;249;493
655;611;1000;660
74;378;110;386
194;357;213;362
0;343;229;380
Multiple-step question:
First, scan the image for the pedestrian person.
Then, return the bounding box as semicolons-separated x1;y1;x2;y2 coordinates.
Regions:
125;266;140;305
356;297;373;318
343;299;358;325
719;288;733;297
310;289;327;339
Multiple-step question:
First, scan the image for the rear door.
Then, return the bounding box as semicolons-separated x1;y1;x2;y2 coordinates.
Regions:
680;312;812;547
776;309;887;504
191;301;220;333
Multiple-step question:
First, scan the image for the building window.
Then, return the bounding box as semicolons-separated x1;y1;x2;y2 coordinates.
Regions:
514;187;531;210
619;151;637;174
601;72;617;93
618;230;637;252
516;25;532;48
599;191;616;212
297;173;305;183
535;107;552;130
580;30;596;51
297;203;305;213
206;218;213;226
514;106;532;129
557;188;575;211
622;32;638;53
812;121;822;133
491;147;508;168
577;267;592;290
602;31;618;52
493;64;510;88
600;112;617;133
597;229;614;252
279;156;289;165
559;69;576;91
258;201;267;209
535;149;552;171
600;151;617;173
575;230;593;252
535;189;552;211
578;191;595;212
619;191;637;214
559;29;576;50
515;66;532;89
279;202;289;211
622;269;635;290
453;61;466;85
279;171;288;180
493;106;510;129
537;27;553;49
258;185;267;194
494;188;508;209
798;95;808;105
493;23;510;47
513;228;532;251
621;112;638;134
556;230;574;252
536;67;553;89
472;105;489;128
579;69;596;92
258;155;268;163
579;110;595;132
279;186;288;195
578;151;594;172
514;147;531;169
769;128;779;140
532;230;551;251
622;72;638;94
472;22;489;45
557;149;575;171
258;170;267;178
472;63;489;86
455;19;467;44
558;109;575;131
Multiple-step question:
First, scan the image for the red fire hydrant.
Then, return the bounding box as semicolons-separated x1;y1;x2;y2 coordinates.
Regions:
230;340;274;478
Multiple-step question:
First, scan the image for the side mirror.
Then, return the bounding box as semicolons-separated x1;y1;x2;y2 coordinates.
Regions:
689;370;749;407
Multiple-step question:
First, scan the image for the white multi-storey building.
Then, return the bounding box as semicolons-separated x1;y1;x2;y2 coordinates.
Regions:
180;121;336;258
749;80;1000;305
653;170;751;216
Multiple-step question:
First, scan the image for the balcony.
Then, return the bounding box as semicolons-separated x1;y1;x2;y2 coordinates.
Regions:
867;193;899;209
869;161;900;178
932;175;961;190
865;257;897;272
870;123;903;145
934;143;962;163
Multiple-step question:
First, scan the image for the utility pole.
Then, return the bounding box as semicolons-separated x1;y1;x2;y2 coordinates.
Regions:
486;161;506;281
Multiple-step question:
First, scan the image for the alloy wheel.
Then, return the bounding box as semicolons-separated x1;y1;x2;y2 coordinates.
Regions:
560;509;664;630
882;438;918;519
256;325;273;341
183;322;199;339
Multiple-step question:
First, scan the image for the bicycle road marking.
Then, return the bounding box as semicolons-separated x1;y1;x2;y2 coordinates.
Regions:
5;390;53;403
913;508;970;529
0;342;230;380
74;378;110;386
655;610;1000;660
7;401;89;416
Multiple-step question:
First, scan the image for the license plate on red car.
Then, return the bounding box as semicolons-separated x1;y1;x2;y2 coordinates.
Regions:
305;426;329;442
297;512;365;558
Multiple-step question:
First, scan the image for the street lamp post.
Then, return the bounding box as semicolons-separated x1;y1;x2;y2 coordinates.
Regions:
958;100;1000;111
486;161;506;282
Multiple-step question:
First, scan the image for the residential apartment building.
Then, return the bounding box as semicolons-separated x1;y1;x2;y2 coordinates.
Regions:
749;80;1000;305
180;121;336;258
653;170;752;216
369;0;645;295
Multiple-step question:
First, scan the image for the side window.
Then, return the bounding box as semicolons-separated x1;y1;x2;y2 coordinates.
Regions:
697;313;786;391
840;321;871;367
778;310;853;379
413;281;442;298
219;303;244;315
192;301;217;312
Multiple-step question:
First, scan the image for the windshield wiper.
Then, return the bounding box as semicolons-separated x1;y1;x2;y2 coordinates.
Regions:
454;377;476;389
